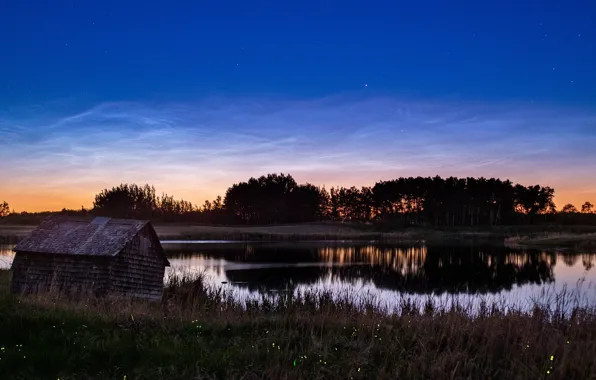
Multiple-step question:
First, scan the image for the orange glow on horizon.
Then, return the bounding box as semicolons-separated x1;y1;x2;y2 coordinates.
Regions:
2;178;594;213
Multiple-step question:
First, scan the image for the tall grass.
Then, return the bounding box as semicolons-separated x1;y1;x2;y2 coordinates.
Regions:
1;269;596;379
5;223;596;245
505;232;596;250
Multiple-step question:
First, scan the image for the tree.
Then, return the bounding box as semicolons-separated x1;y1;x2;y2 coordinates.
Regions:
288;184;329;222
514;185;555;223
93;184;157;219
224;173;299;224
93;183;194;220
0;201;9;217
561;203;578;214
86;175;560;226
581;201;594;214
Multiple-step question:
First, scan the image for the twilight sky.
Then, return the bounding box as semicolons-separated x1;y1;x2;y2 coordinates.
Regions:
1;0;595;212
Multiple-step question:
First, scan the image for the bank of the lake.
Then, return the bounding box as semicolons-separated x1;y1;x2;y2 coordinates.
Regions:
0;270;595;380
3;222;596;246
505;232;596;251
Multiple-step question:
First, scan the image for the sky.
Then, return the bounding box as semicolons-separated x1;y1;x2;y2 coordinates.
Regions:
1;0;595;212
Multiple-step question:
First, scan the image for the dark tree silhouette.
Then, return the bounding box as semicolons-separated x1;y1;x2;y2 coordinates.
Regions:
224;174;329;224
0;201;9;217
289;183;329;223
329;186;373;222
93;184;158;219
81;173;588;226
561;203;579;214
514;185;556;223
366;177;554;226
582;201;594;214
93;183;195;220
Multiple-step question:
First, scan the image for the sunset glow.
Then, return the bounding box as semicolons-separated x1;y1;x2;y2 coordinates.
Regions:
1;97;595;212
1;1;595;212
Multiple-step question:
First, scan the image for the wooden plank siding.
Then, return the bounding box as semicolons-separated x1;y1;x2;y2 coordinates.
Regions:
10;252;110;295
108;225;166;300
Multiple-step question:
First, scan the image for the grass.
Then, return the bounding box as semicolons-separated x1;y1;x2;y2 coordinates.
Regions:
505;232;596;250
1;269;596;379
4;222;596;246
0;225;34;244
155;222;388;242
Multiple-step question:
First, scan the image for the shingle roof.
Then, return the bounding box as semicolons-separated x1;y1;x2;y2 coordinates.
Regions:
13;216;150;257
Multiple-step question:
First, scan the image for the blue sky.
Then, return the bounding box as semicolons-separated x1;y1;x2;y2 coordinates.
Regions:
1;0;595;211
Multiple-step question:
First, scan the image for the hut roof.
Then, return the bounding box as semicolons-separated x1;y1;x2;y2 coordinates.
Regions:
13;216;154;257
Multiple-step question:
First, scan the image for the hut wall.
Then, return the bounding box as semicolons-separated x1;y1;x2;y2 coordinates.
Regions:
10;252;110;295
109;225;166;300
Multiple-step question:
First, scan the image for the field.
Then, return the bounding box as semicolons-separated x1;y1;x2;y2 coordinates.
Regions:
0;222;456;244
1;270;596;379
155;222;383;240
0;225;36;244
4;222;596;246
505;232;596;250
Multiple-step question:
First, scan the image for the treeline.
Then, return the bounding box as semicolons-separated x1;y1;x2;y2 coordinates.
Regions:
0;201;9;217
2;173;595;226
93;184;198;221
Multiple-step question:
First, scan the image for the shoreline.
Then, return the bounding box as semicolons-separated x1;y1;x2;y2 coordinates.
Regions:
2;223;596;249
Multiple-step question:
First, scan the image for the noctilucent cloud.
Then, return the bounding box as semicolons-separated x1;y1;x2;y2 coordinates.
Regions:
1;0;595;211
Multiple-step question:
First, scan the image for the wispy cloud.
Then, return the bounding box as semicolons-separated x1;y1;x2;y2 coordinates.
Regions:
1;95;595;211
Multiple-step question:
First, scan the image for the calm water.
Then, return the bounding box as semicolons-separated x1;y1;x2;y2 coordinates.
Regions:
2;241;595;311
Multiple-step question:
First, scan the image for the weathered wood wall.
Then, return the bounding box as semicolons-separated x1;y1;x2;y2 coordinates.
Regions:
109;225;166;300
10;252;110;295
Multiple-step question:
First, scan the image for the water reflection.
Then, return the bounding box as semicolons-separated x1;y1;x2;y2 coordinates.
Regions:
166;242;595;296
0;245;14;269
1;242;595;300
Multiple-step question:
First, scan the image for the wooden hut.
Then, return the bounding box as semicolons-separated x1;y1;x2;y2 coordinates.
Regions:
10;216;170;300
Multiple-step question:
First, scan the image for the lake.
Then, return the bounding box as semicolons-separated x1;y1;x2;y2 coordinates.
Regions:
2;241;595;312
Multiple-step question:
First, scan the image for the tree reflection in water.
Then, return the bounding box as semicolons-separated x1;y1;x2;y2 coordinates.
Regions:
166;242;596;295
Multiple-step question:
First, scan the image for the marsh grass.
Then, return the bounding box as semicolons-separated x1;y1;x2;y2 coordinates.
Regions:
505;232;596;250
1;269;596;379
4;223;596;246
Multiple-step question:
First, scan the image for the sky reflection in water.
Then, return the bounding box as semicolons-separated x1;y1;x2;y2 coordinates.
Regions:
1;241;595;312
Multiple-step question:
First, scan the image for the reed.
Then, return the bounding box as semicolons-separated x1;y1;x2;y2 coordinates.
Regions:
505;232;596;250
1;269;596;379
